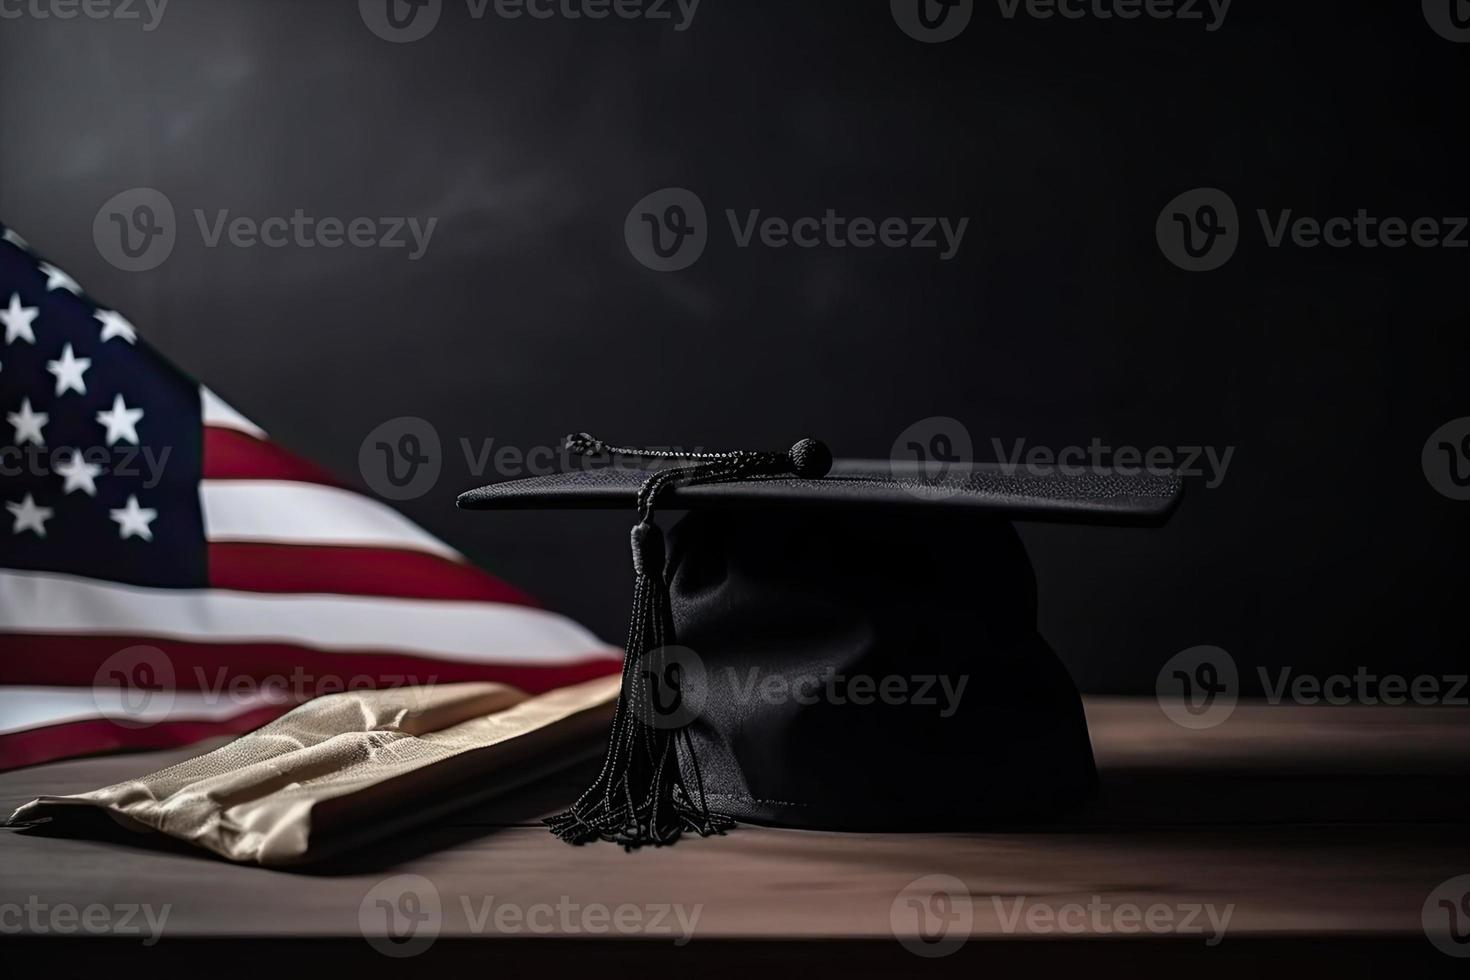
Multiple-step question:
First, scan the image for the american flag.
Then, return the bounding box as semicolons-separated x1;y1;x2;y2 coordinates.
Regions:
0;222;621;771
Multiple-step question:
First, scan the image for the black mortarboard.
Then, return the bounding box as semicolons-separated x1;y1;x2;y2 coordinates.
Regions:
458;435;1181;849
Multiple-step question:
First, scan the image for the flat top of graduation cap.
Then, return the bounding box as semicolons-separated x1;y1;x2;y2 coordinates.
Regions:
456;434;1183;851
457;445;1182;525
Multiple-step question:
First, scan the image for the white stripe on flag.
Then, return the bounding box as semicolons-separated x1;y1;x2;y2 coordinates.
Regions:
0;686;280;737
0;570;613;664
201;386;267;438
200;480;460;560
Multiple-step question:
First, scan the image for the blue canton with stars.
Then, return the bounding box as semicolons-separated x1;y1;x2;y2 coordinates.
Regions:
1;223;205;588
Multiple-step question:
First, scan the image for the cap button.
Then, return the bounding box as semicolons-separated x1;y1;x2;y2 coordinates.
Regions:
788;438;833;479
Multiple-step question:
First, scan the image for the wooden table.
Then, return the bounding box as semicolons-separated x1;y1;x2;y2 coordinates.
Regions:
3;699;1467;976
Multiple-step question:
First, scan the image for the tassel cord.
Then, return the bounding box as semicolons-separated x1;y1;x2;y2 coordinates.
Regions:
546;434;830;848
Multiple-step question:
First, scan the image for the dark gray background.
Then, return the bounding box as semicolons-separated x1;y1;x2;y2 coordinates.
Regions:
2;0;1466;692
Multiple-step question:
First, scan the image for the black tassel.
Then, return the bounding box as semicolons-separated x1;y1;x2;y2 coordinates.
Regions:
546;434;832;849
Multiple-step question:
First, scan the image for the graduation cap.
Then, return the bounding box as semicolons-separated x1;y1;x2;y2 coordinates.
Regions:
458;434;1181;849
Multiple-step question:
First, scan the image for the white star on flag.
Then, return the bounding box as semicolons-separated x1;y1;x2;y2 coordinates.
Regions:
6;494;54;537
54;450;103;496
46;343;90;396
95;393;144;446
95;309;137;344
2;293;37;345
109;495;158;541
38;262;81;294
7;397;47;445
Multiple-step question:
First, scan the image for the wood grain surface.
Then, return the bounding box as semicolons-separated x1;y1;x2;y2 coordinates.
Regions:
3;698;1467;975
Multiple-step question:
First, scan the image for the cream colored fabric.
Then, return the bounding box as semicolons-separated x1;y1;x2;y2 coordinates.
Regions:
6;676;619;866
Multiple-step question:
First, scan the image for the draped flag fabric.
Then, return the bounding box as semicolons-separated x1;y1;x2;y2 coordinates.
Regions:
0;223;621;770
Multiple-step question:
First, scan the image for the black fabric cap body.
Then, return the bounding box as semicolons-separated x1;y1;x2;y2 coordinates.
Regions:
667;507;1098;829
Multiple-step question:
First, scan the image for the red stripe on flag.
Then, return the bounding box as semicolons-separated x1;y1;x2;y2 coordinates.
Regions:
203;425;343;485
0;634;623;694
207;543;541;605
0;706;290;772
